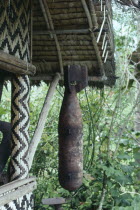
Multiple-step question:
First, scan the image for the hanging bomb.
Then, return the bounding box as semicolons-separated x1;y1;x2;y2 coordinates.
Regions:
58;65;88;191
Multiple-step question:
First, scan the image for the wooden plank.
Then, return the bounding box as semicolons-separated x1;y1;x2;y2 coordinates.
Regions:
0;51;36;75
0;177;36;195
32;55;112;61
31;74;107;82
32;45;111;51
0;181;36;207
33;28;107;35
28;73;60;169
42;197;66;205
32;50;99;56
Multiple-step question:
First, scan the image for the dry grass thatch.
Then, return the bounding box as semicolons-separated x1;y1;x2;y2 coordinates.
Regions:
32;0;116;86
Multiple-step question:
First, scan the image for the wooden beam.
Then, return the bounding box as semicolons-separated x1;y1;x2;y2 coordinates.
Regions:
0;180;36;207
42;197;66;205
28;73;61;170
33;28;107;35
89;0;99;29
6;74;108;82
0;51;36;75
81;0;105;76
30;74;107;82
39;0;64;74
0;177;36;195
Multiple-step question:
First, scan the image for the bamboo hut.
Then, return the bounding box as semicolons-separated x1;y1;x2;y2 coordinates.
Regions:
0;0;115;209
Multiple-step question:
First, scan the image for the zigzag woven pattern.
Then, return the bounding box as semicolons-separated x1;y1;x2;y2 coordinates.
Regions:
10;75;30;181
0;0;30;61
0;1;34;209
1;192;34;210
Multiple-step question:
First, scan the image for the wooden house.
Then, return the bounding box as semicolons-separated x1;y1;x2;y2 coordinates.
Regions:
0;0;115;209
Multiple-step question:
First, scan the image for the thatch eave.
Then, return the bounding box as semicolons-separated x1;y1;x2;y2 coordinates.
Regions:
32;0;116;87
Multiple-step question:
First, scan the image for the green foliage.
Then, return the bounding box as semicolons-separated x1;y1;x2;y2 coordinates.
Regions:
1;79;140;209
28;82;140;210
0;84;11;121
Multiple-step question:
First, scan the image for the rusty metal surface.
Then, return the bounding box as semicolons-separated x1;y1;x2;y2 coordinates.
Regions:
58;65;88;191
58;87;83;191
64;65;88;93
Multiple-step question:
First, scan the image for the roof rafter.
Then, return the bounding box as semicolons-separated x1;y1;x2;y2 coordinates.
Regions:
81;0;105;76
38;0;64;74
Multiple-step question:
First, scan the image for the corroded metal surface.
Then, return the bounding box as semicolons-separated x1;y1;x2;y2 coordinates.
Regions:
58;65;87;191
64;65;88;93
58;86;83;191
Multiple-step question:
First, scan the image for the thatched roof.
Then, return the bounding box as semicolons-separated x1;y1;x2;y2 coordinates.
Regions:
32;0;116;86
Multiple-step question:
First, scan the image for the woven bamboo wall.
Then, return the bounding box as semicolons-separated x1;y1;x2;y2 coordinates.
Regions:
0;0;30;61
0;1;34;209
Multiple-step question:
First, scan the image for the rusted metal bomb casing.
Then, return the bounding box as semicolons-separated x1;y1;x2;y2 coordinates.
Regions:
58;65;88;192
58;86;83;191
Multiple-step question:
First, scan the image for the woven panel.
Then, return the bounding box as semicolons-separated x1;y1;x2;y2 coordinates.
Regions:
10;75;30;181
0;1;34;209
0;0;30;61
1;193;34;210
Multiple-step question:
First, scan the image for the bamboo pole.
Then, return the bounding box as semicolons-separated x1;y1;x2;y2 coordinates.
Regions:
30;0;33;62
39;0;52;37
0;181;36;207
81;0;105;76
89;0;99;29
5;75;108;82
28;73;61;170
0;177;36;196
39;0;64;74
0;51;36;75
30;75;107;82
33;28;107;35
97;188;106;210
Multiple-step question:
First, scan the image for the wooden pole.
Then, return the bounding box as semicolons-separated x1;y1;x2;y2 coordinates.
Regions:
0;181;36;207
28;73;60;170
81;0;105;76
30;75;107;82
0;51;36;75
42;197;66;210
39;0;64;74
0;177;36;195
89;0;99;29
33;28;107;35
